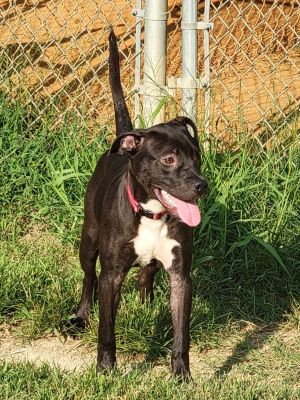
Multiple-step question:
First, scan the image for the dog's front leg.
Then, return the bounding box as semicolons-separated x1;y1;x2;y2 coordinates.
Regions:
97;266;128;371
168;268;192;380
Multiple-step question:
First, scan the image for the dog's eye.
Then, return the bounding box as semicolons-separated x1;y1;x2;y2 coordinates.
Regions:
161;156;176;165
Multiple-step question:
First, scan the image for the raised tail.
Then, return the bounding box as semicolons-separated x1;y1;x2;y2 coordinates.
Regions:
109;27;133;136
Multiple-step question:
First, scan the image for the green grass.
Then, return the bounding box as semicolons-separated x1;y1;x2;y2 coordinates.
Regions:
0;94;299;398
0;360;299;400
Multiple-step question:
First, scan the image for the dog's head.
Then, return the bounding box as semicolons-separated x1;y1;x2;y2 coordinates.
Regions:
110;117;207;226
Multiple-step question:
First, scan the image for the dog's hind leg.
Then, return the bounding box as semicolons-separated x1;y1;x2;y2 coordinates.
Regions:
138;260;161;303
72;224;99;329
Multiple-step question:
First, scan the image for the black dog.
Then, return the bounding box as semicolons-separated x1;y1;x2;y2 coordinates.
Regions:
73;28;207;380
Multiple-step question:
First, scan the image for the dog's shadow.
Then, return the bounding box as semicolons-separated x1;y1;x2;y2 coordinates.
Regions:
214;324;278;377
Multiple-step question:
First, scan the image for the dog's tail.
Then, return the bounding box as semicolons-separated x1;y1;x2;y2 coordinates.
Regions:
109;27;133;136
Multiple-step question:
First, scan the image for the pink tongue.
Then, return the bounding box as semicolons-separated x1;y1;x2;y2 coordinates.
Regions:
170;194;201;227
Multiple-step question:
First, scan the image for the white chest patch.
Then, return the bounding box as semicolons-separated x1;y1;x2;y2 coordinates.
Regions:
132;212;180;270
131;199;180;270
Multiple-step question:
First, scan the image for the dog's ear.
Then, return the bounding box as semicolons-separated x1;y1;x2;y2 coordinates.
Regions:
171;116;199;148
110;131;145;154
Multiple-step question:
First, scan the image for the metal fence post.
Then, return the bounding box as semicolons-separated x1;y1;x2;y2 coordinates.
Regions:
143;0;167;125
181;0;198;123
132;0;143;125
203;0;211;141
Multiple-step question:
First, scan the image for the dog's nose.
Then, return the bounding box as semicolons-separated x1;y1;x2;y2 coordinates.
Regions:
194;178;208;194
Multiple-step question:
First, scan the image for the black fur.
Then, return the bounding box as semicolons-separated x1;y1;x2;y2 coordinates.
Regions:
72;28;207;381
109;28;133;135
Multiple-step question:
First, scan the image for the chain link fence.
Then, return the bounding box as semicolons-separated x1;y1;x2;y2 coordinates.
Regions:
0;0;299;147
208;0;300;148
0;0;137;130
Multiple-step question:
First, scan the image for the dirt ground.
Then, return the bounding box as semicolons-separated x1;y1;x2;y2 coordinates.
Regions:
1;321;299;382
0;322;214;375
0;327;94;372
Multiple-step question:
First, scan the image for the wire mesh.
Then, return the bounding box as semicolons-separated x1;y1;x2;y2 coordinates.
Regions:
165;0;300;148
0;0;299;147
0;0;137;130
208;0;300;148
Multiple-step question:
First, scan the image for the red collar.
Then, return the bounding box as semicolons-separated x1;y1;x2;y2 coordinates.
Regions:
126;184;168;220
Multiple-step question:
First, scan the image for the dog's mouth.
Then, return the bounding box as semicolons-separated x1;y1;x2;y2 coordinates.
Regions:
153;188;201;227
